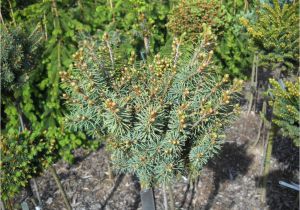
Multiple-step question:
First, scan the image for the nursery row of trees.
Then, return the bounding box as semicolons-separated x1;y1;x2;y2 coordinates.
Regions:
1;0;299;209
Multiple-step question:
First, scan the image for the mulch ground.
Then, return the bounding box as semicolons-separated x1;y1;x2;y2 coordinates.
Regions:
16;111;299;210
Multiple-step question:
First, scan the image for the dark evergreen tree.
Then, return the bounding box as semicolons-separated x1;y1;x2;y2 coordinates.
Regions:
0;25;43;201
1;25;41;94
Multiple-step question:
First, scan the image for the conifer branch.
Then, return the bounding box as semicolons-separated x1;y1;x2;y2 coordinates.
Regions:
62;29;243;187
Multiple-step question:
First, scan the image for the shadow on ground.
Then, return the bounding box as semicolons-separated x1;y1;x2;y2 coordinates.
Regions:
204;142;254;210
178;141;254;210
256;135;299;210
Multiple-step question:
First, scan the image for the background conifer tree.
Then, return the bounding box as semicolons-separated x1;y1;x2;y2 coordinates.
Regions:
269;78;300;146
167;0;254;78
0;24;44;201
0;25;41;94
167;0;226;43
240;0;299;77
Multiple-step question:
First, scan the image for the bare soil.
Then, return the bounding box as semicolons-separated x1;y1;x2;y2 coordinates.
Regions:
16;111;299;210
